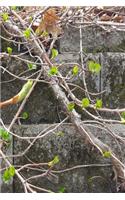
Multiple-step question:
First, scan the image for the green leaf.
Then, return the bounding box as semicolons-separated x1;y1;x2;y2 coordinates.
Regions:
72;65;79;76
35;27;41;35
23;28;31;39
48;66;58;76
81;98;90;108
0;128;11;142
121;112;125;120
48;155;60;167
2;166;15;183
121;112;125;124
51;48;58;59
67;102;75;112
121;119;125;124
27;63;37;70
3;169;11;183
103;151;111;158
29;16;33;23
58;186;66;193
95;99;103;109
88;60;101;74
7;47;12;55
22;112;29;120
9;166;15;177
56;131;64;137
11;6;17;10
41;31;49;37
2;13;9;22
18;80;33;102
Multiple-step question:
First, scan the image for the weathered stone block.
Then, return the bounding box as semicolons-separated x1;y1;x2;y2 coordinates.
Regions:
60;26;125;53
100;53;125;108
10;123;125;193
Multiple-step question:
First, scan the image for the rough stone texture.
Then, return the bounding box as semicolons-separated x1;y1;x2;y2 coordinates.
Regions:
1;52;125;123
11;123;125;193
1;25;125;124
1;56;62;124
1;24;125;193
1;124;125;193
101;53;125;108
60;25;125;53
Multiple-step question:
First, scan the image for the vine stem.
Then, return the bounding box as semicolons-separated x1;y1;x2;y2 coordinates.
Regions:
9;8;125;185
1;7;125;192
0;149;36;193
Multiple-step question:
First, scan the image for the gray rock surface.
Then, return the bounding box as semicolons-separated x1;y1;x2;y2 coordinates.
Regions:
1;24;125;193
60;25;125;53
1;52;125;123
11;124;125;192
1;124;125;192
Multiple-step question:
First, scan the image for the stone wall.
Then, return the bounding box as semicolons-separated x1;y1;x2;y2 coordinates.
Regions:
1;124;125;193
0;24;125;192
